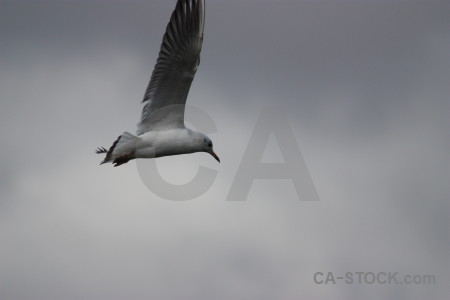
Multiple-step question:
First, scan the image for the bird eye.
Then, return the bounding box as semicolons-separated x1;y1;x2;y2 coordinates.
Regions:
208;142;212;148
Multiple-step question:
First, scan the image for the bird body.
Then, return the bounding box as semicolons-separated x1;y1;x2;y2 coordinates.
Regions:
97;0;219;167
136;128;207;159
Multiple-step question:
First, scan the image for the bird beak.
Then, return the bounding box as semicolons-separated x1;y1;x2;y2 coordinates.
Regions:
209;151;220;163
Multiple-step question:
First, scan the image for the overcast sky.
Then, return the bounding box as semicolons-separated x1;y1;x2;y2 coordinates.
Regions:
0;0;449;299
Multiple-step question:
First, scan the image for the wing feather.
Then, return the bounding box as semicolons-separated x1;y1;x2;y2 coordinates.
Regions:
137;0;205;134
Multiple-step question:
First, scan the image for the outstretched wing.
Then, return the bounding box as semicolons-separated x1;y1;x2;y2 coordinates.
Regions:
137;0;205;135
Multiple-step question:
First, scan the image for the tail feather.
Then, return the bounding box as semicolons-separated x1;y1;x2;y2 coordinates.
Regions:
101;135;122;164
95;147;108;154
97;132;138;166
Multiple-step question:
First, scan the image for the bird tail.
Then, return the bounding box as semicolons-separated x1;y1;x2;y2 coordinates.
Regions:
96;132;138;167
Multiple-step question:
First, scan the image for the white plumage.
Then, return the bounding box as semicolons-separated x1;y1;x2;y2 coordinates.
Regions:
97;0;219;167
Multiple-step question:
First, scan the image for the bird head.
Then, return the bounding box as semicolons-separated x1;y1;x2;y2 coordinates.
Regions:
203;137;220;163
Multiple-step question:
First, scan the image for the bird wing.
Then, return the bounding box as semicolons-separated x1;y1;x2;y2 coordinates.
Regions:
137;0;205;135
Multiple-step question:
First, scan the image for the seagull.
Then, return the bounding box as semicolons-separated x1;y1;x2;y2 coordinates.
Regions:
96;0;219;167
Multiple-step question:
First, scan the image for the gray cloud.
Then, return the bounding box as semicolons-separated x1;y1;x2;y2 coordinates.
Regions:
0;0;449;299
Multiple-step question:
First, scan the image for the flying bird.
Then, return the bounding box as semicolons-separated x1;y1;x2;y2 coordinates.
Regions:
96;0;219;167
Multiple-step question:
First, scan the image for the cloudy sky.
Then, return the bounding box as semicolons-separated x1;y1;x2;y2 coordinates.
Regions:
1;0;449;299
